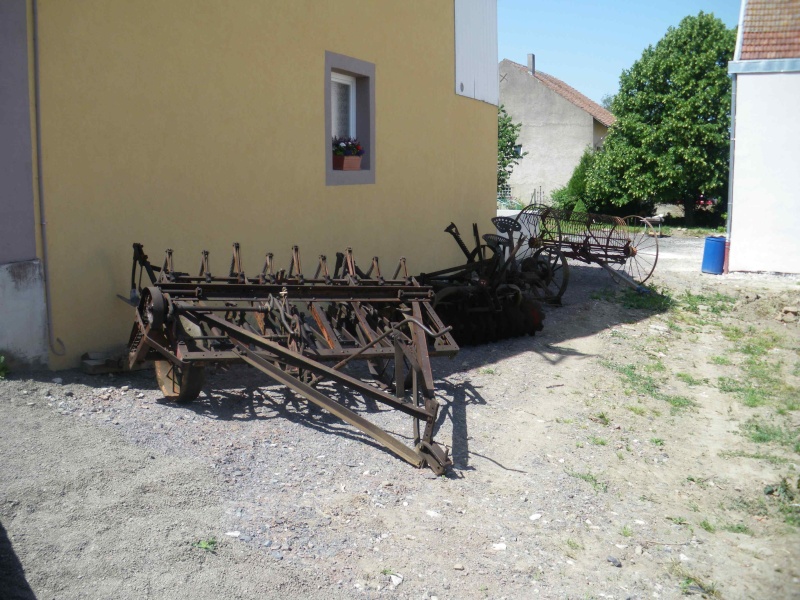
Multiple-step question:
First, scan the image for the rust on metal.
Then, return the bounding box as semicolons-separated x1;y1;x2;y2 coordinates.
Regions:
417;217;546;346
515;204;659;289
124;243;458;474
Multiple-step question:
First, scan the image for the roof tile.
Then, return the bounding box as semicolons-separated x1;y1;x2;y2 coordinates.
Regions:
740;0;800;60
502;59;616;127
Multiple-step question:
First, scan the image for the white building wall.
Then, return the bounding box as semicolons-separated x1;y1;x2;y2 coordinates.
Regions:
729;72;800;273
455;0;499;105
499;61;594;202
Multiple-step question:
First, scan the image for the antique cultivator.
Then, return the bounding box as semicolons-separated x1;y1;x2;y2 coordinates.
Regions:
416;217;546;346
124;243;458;474
514;203;659;288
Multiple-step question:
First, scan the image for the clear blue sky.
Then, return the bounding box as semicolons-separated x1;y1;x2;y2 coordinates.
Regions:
498;0;741;104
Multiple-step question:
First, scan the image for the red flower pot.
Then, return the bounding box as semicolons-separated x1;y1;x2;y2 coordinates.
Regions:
332;155;362;171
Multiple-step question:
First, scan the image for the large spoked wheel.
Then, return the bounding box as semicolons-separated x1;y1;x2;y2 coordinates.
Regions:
513;204;546;267
525;247;569;303
154;361;205;404
614;216;659;284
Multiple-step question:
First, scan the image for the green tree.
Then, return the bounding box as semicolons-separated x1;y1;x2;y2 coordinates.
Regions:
497;105;526;194
551;147;596;212
587;13;736;223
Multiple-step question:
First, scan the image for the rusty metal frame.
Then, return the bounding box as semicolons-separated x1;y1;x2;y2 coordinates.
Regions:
515;204;659;287
125;243;458;474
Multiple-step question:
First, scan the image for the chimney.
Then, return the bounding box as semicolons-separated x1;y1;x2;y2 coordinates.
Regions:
527;53;535;75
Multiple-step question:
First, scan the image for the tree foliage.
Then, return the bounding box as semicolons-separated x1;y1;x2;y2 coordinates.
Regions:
587;13;736;221
551;147;596;212
497;105;527;193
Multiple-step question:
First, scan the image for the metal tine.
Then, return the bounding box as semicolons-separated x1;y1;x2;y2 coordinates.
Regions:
288;246;304;282
259;253;276;284
315;255;333;284
393;257;409;281
158;249;175;283
199;250;212;282
229;242;248;283
344;247;358;279
368;256;385;284
345;248;369;279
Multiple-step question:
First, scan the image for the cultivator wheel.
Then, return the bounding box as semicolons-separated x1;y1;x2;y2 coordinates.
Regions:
154;361;205;403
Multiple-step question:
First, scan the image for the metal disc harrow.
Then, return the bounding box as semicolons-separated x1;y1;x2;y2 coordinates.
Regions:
124;243;458;474
417;218;546;345
514;204;659;289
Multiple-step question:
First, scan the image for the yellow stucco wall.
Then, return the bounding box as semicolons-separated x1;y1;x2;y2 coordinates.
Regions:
30;0;496;368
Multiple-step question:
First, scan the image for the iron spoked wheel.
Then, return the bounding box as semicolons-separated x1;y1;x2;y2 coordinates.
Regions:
528;247;569;302
614;216;659;284
513;204;545;267
154;361;205;404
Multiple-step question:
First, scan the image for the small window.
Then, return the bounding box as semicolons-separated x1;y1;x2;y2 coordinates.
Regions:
331;72;356;139
325;51;375;186
513;144;522;157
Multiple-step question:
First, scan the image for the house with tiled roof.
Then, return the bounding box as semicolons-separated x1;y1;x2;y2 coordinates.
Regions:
499;56;615;202
726;0;800;273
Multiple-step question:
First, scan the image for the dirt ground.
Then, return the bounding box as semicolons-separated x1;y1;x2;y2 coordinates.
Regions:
2;236;799;600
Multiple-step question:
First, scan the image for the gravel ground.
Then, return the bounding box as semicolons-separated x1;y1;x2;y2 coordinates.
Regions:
2;235;799;599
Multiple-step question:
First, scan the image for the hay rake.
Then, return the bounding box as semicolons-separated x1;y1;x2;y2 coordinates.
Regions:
123;243;458;474
514;204;659;290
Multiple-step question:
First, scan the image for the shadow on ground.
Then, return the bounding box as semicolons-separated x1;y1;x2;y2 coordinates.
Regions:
0;521;36;600
6;261;666;475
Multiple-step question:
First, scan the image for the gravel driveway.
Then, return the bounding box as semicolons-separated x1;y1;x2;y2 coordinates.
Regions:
2;235;798;599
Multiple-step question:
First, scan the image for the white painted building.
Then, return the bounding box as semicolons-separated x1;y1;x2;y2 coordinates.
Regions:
727;0;800;274
499;56;615;203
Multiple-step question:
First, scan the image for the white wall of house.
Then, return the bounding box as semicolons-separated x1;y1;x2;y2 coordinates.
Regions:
500;62;597;203
728;72;800;274
455;0;499;105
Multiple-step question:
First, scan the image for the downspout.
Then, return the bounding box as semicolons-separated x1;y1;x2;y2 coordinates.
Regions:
724;73;736;274
32;0;65;357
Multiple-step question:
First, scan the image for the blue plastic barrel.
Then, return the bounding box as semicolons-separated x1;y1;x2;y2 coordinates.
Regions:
701;236;726;274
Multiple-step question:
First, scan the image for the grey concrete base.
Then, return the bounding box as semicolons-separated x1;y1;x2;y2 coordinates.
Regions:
0;260;47;368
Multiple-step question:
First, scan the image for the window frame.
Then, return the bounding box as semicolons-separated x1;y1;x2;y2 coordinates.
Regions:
324;51;375;186
330;71;357;139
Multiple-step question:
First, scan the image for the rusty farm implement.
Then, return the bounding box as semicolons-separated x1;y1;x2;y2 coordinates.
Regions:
417;217;546;345
124;243;458;474
514;203;659;290
416;204;660;346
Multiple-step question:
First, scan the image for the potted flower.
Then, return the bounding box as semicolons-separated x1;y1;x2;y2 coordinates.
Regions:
332;136;365;171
